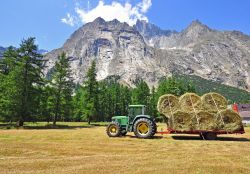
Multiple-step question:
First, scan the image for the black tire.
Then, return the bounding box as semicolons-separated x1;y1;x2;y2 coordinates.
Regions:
121;130;127;136
106;122;121;137
202;132;217;140
152;122;157;136
133;118;156;139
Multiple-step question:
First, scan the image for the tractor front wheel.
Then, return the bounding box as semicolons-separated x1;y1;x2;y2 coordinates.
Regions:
133;118;156;139
106;122;121;137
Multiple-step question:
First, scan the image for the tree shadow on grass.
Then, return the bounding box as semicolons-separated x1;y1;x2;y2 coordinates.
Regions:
23;125;95;129
0;123;104;130
171;135;250;142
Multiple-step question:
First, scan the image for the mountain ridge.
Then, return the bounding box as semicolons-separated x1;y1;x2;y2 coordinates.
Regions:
44;18;250;91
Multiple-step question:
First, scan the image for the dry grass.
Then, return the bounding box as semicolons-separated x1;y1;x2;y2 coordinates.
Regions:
0;123;250;174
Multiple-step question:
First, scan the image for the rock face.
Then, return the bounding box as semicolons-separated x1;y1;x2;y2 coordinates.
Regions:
134;20;177;46
44;18;250;90
44;17;168;86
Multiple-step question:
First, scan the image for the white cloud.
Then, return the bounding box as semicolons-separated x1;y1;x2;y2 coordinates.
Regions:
138;0;152;13
61;0;152;27
61;13;77;27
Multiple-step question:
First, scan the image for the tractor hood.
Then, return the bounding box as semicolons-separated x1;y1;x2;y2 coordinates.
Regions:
112;116;127;119
112;116;128;126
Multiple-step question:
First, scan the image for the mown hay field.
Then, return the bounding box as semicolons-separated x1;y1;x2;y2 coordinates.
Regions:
0;123;250;174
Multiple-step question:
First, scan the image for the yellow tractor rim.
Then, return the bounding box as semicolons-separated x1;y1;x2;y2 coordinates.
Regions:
109;125;117;134
137;122;149;134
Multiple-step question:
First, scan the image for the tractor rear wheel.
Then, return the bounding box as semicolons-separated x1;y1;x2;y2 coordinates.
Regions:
106;122;121;137
133;118;156;139
152;122;157;136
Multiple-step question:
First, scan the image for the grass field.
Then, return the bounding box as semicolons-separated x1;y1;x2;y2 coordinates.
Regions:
0;123;250;174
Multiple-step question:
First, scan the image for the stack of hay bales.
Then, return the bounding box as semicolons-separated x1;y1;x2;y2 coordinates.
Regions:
157;92;243;132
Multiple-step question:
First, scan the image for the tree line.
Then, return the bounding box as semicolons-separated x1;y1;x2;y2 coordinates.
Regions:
0;38;196;126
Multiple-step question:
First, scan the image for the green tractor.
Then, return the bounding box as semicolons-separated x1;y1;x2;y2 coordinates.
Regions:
106;105;157;139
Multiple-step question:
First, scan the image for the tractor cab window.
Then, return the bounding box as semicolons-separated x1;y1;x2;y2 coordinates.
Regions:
129;107;145;117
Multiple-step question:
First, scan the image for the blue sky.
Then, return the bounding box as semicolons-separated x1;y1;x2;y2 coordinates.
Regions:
0;0;250;51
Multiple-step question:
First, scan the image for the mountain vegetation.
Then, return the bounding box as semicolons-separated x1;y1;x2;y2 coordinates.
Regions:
174;74;250;104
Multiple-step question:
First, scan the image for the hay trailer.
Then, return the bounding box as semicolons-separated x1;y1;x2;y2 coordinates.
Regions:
106;105;157;139
106;104;245;140
157;127;245;140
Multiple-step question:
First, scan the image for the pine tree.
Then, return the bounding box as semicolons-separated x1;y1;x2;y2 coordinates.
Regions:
98;81;109;121
0;46;18;75
38;86;54;123
0;73;15;122
50;52;74;125
0;47;19;122
148;86;158;118
72;86;85;121
82;60;99;124
132;80;150;106
0;38;44;126
157;77;188;97
120;86;131;115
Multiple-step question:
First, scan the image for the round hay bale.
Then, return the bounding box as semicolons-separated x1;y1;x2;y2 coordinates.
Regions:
179;93;201;113
201;93;227;112
195;111;218;131
157;94;179;117
217;109;243;132
169;110;193;131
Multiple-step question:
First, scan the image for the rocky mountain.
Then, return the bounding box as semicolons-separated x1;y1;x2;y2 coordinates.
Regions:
44;17;167;86
44;18;250;91
134;20;177;44
37;49;49;55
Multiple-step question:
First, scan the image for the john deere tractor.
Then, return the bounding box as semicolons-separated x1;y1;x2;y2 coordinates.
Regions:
106;105;157;139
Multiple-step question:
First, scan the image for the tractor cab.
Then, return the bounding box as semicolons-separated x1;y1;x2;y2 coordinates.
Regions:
107;105;157;139
128;105;146;117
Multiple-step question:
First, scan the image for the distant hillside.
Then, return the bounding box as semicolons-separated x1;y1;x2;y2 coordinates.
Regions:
174;74;250;104
0;46;48;59
0;46;6;58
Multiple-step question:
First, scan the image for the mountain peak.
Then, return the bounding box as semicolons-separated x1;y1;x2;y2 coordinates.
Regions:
186;19;211;31
134;19;175;39
182;19;211;38
190;19;203;25
110;18;120;24
93;17;106;24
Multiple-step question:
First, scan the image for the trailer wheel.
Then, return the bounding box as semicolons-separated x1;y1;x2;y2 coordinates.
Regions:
106;122;121;137
133;118;156;139
203;132;217;140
